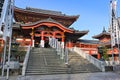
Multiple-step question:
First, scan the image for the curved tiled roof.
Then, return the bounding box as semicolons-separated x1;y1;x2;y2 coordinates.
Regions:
21;18;60;26
65;30;89;41
92;27;110;39
14;7;79;27
25;7;66;16
92;32;110;39
77;39;99;44
20;18;74;33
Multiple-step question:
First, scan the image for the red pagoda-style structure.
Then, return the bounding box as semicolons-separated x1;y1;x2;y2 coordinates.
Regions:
13;7;89;48
92;27;119;60
92;27;110;43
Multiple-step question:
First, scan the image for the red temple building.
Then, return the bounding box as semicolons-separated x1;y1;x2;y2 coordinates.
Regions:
92;27;119;60
13;7;89;48
0;7;119;60
12;7;103;58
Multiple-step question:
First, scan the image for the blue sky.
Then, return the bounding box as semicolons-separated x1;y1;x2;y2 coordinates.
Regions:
15;0;120;40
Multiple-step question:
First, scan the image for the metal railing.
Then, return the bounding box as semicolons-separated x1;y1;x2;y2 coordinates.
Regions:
22;46;31;76
73;47;105;72
49;37;68;64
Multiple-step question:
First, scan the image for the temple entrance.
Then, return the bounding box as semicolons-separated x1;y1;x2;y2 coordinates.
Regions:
35;37;40;47
44;37;50;48
34;36;50;48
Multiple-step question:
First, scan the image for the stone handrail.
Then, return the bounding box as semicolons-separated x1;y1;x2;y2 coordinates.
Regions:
73;47;105;72
105;60;120;66
22;46;31;76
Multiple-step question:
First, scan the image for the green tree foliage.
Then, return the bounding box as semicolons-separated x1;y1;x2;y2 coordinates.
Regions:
102;46;109;61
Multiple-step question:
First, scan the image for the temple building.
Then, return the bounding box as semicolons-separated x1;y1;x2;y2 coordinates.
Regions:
92;27;119;60
1;7;119;60
13;7;89;48
12;7;110;59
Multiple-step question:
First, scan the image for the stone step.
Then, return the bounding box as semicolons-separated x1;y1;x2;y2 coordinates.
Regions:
27;65;67;67
26;70;68;73
27;66;68;69
27;68;68;71
25;71;68;75
25;48;101;75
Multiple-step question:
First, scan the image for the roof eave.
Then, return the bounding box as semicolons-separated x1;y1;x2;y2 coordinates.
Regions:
14;7;79;20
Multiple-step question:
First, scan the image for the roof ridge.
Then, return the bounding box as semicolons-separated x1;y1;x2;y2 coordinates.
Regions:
26;7;64;15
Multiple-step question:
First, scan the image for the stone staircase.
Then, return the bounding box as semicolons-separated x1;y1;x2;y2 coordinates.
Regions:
68;51;101;73
26;48;68;75
25;48;101;75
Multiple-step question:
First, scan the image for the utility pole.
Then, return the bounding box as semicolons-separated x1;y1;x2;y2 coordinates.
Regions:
0;0;5;36
110;0;120;64
0;0;14;80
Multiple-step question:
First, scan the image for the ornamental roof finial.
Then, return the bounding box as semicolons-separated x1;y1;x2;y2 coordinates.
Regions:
102;27;106;33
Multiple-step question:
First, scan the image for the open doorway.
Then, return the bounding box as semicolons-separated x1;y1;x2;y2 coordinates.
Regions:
35;37;40;47
44;37;50;48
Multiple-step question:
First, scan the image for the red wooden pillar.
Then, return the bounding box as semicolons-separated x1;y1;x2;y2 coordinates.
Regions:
31;28;34;47
89;50;92;55
97;53;100;59
61;32;64;48
113;48;118;61
114;55;117;61
40;31;44;47
62;37;64;42
68;41;72;48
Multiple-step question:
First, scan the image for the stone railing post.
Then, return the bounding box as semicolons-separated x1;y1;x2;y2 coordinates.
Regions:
22;46;31;76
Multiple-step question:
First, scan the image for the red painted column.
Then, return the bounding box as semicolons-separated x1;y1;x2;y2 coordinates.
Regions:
114;55;117;61
62;37;64;42
113;48;118;61
41;31;44;40
61;32;64;48
89;50;92;55
97;53;100;59
40;31;44;47
68;41;73;48
31;28;34;47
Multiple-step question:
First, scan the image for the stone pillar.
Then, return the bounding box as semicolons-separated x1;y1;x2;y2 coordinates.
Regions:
40;31;44;47
32;40;35;47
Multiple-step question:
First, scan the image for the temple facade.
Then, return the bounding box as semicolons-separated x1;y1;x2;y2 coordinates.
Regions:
1;7;119;60
93;27;120;60
13;7;89;48
12;7;110;59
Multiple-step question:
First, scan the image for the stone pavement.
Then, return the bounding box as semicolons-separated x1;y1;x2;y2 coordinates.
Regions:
1;72;120;80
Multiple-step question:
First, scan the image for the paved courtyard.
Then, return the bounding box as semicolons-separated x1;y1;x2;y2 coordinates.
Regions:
2;72;119;80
